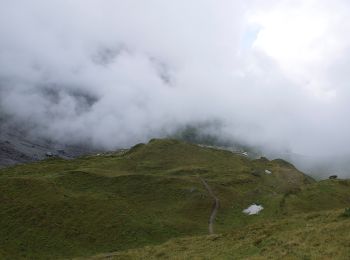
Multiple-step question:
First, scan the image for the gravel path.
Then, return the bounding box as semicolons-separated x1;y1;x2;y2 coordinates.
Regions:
199;176;220;234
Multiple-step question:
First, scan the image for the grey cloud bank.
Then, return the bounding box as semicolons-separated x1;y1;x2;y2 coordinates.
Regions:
1;0;350;176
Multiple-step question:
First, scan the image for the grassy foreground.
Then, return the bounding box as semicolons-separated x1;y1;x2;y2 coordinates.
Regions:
0;139;349;259
93;209;350;259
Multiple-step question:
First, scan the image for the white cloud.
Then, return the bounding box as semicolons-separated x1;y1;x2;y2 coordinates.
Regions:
1;0;350;166
250;0;350;102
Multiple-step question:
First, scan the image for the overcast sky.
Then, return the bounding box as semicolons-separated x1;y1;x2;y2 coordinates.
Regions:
1;0;350;158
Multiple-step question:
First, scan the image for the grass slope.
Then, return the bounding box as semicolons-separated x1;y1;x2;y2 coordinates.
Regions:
0;139;349;259
98;209;350;259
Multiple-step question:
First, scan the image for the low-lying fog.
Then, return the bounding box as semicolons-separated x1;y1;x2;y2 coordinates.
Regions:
1;0;350;178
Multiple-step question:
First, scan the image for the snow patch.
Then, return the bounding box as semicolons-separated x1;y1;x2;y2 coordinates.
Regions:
243;204;264;215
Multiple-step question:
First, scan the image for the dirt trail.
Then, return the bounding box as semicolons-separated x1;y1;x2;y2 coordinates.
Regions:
198;176;220;235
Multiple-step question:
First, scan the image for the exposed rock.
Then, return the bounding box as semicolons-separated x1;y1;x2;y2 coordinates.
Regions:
0;126;100;168
46;152;54;157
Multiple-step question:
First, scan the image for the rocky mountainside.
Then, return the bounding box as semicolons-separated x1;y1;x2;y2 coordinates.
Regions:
0;123;99;168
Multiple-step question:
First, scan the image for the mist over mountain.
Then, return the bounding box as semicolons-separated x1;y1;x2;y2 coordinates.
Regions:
2;0;350;176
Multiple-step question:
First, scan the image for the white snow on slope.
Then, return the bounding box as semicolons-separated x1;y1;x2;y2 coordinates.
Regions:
243;204;264;215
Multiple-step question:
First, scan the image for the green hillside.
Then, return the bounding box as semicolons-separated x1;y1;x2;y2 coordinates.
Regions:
96;208;350;259
0;139;349;259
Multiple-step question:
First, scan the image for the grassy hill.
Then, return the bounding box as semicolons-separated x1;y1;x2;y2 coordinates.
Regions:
0;139;349;259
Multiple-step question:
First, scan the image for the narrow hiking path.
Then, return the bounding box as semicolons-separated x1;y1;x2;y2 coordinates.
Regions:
198;176;220;235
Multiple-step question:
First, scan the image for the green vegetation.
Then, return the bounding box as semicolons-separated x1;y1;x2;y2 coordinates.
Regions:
342;208;350;218
97;209;350;259
0;139;349;259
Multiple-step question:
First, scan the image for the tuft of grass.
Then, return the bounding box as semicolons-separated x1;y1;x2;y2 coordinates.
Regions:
341;208;350;217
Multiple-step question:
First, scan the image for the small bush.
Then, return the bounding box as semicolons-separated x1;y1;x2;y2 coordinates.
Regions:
341;208;350;217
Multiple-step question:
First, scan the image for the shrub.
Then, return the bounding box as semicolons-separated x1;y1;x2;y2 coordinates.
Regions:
341;208;350;217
